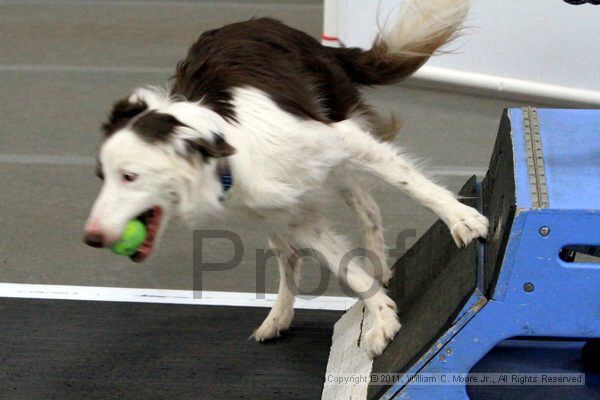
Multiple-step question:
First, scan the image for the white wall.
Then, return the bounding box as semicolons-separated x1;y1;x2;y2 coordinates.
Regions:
334;0;600;103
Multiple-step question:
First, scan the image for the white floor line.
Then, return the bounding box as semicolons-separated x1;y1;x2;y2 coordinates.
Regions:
428;165;487;177
0;283;356;311
2;62;597;106
0;64;172;75
0;154;96;166
0;0;319;9
0;153;486;177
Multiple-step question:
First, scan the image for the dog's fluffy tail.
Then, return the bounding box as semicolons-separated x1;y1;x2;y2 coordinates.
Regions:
331;0;469;86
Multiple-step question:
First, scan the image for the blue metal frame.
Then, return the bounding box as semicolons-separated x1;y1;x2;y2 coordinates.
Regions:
379;109;600;400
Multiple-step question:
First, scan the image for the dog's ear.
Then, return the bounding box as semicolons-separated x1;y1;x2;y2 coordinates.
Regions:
102;97;148;136
185;134;236;159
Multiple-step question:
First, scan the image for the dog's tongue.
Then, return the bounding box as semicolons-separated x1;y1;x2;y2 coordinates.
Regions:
130;239;154;262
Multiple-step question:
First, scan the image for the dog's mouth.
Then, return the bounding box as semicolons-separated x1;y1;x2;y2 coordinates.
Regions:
130;206;163;263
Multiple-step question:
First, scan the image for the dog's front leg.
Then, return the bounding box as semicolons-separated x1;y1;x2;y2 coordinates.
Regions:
334;121;488;247
291;217;400;358
253;235;301;341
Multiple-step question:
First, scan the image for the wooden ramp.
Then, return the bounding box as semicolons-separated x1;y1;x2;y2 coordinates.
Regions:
323;179;481;400
322;108;600;400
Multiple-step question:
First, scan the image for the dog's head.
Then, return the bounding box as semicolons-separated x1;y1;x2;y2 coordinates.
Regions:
84;88;235;262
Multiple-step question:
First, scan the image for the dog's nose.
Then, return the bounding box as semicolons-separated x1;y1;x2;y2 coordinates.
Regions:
84;232;106;248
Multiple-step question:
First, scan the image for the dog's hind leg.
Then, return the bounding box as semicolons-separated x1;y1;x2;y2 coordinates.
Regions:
253;235;301;341
291;215;400;358
333;120;488;248
338;183;391;286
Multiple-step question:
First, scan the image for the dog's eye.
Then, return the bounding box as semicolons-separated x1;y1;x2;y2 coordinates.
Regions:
121;172;139;183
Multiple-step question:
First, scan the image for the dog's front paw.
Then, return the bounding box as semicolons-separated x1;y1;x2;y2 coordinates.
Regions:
365;306;401;358
449;204;489;247
252;310;294;342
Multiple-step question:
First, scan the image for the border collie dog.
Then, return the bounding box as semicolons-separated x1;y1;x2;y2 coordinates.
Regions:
84;0;487;357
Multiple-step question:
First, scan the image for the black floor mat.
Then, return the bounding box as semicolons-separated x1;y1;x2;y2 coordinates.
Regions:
0;297;341;400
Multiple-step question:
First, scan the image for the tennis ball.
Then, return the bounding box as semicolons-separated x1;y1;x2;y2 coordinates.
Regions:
111;219;147;256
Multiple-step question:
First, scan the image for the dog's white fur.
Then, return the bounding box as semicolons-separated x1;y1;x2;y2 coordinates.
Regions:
86;0;485;357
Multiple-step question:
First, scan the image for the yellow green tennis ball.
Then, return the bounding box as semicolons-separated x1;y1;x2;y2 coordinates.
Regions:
111;219;147;256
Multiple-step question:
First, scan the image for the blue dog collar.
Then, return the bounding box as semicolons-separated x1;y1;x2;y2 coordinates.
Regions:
217;159;233;193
